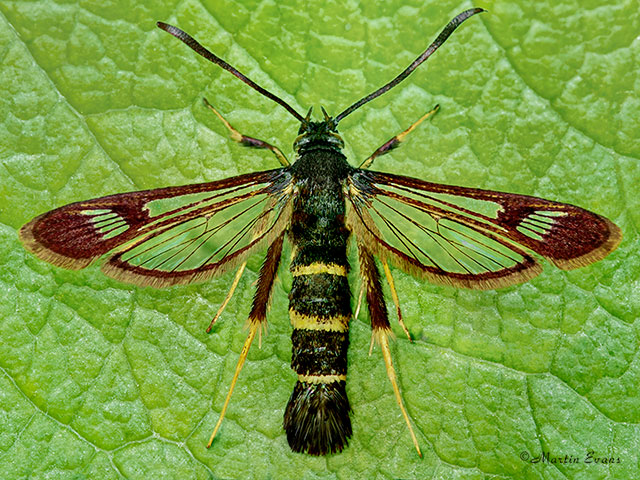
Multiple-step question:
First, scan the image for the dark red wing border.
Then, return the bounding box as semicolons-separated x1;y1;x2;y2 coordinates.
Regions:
20;169;287;274
346;169;621;290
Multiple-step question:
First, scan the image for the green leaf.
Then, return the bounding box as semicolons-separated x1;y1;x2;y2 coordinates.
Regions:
1;0;638;478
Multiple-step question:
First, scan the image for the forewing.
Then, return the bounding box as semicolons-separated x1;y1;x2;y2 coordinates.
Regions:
346;169;621;290
20;169;294;287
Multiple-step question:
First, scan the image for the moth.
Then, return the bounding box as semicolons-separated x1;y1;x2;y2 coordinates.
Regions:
19;9;621;456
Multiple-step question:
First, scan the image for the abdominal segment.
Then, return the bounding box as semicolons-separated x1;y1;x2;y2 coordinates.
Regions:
284;269;352;455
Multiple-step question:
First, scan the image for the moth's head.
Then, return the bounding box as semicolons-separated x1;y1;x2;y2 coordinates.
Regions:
293;107;344;153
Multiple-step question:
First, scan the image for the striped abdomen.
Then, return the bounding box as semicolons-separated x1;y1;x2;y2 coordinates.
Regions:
284;173;352;455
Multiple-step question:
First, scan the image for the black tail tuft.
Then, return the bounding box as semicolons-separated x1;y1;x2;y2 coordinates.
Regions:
283;380;352;455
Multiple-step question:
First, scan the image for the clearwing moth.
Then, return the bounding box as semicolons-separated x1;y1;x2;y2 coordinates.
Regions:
19;9;622;456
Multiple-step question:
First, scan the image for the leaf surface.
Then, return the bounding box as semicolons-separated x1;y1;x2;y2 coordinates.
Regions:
0;0;638;478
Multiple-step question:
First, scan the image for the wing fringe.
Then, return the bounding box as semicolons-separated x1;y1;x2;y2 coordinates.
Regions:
20;218;93;270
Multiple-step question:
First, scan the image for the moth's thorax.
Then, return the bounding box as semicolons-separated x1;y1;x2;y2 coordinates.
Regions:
288;150;351;271
287;149;352;276
293;118;345;155
290;148;352;189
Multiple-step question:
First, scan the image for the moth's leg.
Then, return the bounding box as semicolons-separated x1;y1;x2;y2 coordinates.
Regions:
207;316;259;448
358;243;422;457
247;232;285;348
203;98;290;167
381;260;411;342
354;282;365;320
207;233;285;448
359;105;439;169
206;261;248;333
205;198;278;333
354;281;378;354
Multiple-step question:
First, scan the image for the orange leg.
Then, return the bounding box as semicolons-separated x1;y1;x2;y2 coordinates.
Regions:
207;233;284;448
381;260;411;342
208;320;259;448
206;261;247;333
358;243;421;456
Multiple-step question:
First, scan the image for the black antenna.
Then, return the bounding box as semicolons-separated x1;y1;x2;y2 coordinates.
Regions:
157;22;305;123
334;8;485;124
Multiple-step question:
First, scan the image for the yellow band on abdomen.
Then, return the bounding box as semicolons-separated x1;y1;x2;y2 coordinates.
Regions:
291;263;347;277
289;309;350;332
297;374;347;384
